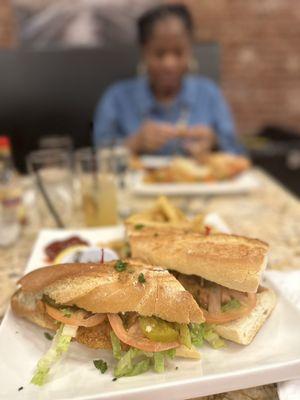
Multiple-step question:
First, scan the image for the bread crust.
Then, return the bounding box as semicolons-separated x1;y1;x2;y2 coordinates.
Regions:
129;230;269;293
214;288;276;345
11;289;58;331
15;260;204;324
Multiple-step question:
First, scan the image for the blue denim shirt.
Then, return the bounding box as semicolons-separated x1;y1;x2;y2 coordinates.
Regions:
93;75;244;154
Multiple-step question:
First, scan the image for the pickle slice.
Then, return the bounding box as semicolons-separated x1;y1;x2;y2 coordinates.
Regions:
139;317;179;342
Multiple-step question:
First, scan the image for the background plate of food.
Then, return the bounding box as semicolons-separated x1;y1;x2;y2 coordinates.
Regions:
131;154;260;196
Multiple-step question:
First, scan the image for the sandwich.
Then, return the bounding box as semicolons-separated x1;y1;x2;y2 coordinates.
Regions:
11;259;206;385
143;153;250;183
129;228;276;346
203;152;250;180
143;157;211;183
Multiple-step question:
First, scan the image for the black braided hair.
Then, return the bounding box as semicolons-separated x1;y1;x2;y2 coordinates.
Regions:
137;4;193;45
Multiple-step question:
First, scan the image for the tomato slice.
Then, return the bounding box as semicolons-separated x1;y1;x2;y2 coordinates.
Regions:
45;304;106;327
107;313;179;352
201;307;252;324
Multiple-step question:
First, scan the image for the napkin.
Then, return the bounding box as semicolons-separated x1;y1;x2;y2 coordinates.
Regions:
264;269;300;400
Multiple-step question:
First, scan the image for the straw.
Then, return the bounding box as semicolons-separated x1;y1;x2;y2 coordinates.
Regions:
35;169;65;228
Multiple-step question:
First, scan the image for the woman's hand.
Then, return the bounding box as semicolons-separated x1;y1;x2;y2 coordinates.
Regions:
127;121;177;153
181;125;216;159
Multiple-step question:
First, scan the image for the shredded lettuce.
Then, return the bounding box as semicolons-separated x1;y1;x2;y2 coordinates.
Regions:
113;347;175;377
189;323;225;349
179;324;192;349
153;352;165;373
221;298;241;312
114;348;142;378
125;359;150;376
110;331;122;360
163;348;176;359
189;323;205;347
31;324;75;386
203;325;225;349
110;335;177;377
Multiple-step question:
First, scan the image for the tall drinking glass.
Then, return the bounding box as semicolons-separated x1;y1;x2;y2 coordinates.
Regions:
75;148;118;227
39;135;73;153
26;150;74;228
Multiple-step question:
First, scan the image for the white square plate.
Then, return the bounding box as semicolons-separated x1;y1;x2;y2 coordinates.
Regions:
132;156;260;196
1;215;300;400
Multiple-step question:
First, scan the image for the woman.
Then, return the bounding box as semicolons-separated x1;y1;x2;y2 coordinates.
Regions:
94;4;244;157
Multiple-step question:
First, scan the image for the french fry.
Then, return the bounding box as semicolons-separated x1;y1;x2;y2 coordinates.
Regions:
125;196;205;233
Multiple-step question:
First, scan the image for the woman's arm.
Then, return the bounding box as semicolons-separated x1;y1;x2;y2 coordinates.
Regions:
94;88;176;153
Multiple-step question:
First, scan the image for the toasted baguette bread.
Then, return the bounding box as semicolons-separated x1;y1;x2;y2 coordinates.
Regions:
129;230;269;293
11;290;58;331
11;289;112;349
205;153;251;180
214;288;276;345
13;260;204;325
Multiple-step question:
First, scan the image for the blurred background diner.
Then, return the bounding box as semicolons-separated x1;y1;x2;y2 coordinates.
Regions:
0;0;299;239
94;4;244;157
0;0;299;193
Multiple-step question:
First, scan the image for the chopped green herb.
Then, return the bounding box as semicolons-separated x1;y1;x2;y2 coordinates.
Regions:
93;359;108;374
175;366;179;370
18;386;23;391
134;224;144;230
221;299;241;313
138;273;146;284
123;242;131;258
115;260;127;272
44;332;53;341
112;377;118;382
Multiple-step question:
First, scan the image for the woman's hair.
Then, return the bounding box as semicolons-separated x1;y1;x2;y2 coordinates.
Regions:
137;4;193;45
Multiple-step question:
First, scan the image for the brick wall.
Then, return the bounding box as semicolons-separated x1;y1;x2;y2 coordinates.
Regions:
1;0;300;135
169;0;300;135
0;0;16;48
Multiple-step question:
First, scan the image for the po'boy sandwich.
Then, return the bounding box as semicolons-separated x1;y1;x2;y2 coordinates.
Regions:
129;228;276;346
11;259;205;385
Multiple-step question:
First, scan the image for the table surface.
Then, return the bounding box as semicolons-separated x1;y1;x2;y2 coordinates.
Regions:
1;168;299;400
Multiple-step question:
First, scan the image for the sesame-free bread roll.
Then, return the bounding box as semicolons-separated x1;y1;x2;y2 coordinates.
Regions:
129;229;269;293
13;259;204;325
